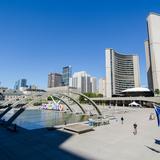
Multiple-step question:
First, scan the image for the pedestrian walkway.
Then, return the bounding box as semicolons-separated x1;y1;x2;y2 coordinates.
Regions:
0;107;159;160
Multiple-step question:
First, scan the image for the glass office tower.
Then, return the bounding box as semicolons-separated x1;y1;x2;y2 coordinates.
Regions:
62;66;72;86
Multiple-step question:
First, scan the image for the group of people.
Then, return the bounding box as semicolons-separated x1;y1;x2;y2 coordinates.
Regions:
120;117;138;135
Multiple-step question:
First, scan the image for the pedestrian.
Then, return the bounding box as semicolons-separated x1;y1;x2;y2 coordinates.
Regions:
121;117;124;124
133;123;137;135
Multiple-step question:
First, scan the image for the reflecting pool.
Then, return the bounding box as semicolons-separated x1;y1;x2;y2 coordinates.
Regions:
10;109;95;130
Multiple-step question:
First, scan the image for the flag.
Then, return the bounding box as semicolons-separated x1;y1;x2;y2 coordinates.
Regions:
154;104;160;127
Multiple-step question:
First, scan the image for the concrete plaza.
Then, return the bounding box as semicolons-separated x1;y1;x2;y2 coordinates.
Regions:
0;107;159;160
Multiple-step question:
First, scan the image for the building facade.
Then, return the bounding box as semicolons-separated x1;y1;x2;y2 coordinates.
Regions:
145;13;160;92
90;77;97;93
70;71;92;93
3;89;26;101
48;73;62;88
14;79;27;90
98;78;106;97
105;48;140;97
62;66;72;86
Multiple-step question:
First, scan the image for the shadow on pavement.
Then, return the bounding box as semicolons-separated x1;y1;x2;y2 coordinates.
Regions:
145;145;160;153
0;126;88;160
155;139;160;145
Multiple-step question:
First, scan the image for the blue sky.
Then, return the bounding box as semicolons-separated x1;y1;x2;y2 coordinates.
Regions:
0;0;159;89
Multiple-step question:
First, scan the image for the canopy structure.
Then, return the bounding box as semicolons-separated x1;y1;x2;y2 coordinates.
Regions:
122;87;150;93
129;101;141;107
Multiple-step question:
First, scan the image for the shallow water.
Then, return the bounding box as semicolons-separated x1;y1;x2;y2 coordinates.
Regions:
11;109;95;130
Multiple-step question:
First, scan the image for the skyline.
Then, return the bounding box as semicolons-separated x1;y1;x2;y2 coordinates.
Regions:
0;0;159;89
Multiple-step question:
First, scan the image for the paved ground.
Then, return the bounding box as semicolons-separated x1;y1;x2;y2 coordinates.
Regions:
60;107;160;160
0;107;160;160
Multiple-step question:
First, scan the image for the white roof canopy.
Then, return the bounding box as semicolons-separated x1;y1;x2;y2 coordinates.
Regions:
129;101;140;106
122;87;150;93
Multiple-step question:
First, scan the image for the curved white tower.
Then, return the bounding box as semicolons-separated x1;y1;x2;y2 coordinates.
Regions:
105;48;140;97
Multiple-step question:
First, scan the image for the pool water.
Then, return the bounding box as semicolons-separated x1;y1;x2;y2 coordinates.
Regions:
11;109;95;130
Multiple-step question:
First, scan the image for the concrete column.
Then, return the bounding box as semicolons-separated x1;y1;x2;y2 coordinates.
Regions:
123;101;125;107
115;100;117;107
109;101;112;108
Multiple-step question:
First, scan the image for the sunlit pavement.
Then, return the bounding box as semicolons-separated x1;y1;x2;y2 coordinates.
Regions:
0;107;159;160
60;107;160;160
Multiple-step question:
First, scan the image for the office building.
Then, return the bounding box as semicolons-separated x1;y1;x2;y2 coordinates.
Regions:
48;73;62;88
3;89;26;101
90;77;97;93
98;78;106;97
145;13;160;91
62;66;72;86
71;71;92;93
105;48;140;97
14;79;27;90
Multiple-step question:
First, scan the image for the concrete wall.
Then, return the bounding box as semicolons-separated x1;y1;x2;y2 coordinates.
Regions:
105;49;112;98
144;40;153;90
133;55;140;87
147;13;160;91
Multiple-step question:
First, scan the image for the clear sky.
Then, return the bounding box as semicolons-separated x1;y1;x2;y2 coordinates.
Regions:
0;0;159;89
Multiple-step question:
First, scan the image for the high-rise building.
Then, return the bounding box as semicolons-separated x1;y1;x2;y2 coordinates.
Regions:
90;77;97;93
14;79;27;90
71;71;92;93
105;48;140;97
145;13;160;92
98;78;106;97
14;81;19;90
62;66;72;86
48;73;62;88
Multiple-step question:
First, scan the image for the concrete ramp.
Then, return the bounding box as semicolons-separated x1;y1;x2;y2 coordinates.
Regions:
64;124;94;134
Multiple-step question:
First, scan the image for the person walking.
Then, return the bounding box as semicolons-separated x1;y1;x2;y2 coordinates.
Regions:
121;117;124;124
133;123;138;135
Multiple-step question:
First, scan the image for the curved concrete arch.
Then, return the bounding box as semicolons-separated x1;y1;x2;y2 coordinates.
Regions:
57;93;85;114
48;95;59;104
70;91;102;115
51;95;73;112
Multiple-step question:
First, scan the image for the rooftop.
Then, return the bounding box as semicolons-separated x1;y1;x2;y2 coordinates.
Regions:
122;87;150;93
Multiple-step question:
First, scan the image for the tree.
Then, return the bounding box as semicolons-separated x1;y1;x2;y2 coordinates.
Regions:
155;89;160;95
97;93;103;97
79;92;103;103
33;102;42;106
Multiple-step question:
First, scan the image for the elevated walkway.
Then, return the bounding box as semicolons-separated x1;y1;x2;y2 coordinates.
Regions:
0;104;12;109
91;96;160;104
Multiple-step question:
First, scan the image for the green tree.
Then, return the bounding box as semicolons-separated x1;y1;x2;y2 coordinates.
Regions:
33;102;42;106
97;93;103;97
79;92;103;103
155;89;160;95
